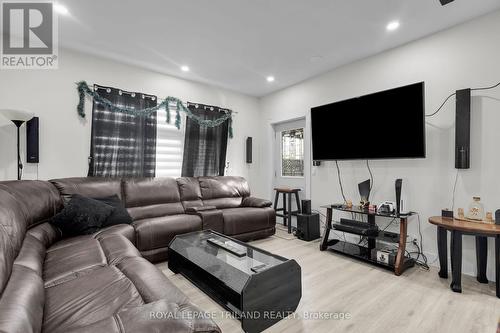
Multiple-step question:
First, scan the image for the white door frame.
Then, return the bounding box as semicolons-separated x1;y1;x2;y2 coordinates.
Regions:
271;116;311;200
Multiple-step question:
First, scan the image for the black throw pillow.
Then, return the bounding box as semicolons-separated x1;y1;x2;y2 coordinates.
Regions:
94;195;133;227
50;194;114;237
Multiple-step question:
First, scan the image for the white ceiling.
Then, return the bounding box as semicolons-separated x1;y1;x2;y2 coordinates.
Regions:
58;0;500;96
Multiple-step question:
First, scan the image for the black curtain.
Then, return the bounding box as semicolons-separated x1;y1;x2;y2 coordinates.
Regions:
181;102;229;177
89;85;157;177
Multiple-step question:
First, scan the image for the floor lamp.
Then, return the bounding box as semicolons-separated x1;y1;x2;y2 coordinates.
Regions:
0;109;34;180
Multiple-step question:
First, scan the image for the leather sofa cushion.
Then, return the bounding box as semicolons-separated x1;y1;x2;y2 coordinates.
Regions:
43;265;144;333
203;197;243;209
27;222;61;248
0;188;26;294
127;203;185;221
199;176;250;208
124;178;185;220
64;300;221;333
93;224;135;244
0;180;63;228
199;176;250;199
96;234;141;265
50;177;122;202
221;207;275;235
13;234;45;275
176;177;203;208
241;196;273;208
0;265;44;333
44;238;107;287
140;246;169;263
116;256;189;303
123;177;181;207
133;214;202;252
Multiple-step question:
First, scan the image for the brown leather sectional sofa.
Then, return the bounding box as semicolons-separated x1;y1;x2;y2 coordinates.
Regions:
0;176;275;333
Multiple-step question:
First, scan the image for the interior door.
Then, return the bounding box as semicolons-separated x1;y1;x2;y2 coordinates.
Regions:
273;119;306;228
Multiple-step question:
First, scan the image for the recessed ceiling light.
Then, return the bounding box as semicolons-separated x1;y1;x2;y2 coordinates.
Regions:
386;21;400;31
54;3;69;15
181;65;190;72
266;76;275;82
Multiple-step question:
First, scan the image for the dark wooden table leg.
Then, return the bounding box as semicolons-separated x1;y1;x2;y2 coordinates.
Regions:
450;230;462;293
475;236;488;283
320;207;332;251
273;191;279;210
496;235;500;298
294;192;301;215
394;217;408;276
282;192;287;227
287;192;292;234
437;226;448;278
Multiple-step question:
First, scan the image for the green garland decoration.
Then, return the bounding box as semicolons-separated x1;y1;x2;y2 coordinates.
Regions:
76;81;233;138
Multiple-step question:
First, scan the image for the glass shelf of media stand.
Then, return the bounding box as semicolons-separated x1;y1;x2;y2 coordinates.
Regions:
319;204;415;276
320;204;416;219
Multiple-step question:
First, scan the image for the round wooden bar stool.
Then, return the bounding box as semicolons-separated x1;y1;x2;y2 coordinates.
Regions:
273;187;301;234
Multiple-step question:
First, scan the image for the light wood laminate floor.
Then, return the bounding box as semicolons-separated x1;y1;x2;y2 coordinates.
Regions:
157;235;500;333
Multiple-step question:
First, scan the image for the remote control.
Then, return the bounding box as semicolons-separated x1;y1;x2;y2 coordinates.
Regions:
250;263;268;273
207;238;247;257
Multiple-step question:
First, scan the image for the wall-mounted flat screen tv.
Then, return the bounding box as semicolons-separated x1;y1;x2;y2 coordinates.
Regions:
311;82;426;160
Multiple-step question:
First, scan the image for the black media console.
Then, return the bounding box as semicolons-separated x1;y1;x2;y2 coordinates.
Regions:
320;205;415;275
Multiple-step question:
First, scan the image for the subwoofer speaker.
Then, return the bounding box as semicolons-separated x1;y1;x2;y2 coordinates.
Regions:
455;88;471;169
26;117;39;163
246;137;252;163
296;213;320;241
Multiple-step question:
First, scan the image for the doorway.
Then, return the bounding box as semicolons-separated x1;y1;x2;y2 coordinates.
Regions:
273;118;306;230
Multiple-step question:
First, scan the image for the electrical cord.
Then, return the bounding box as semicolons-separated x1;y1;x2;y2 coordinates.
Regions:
381;218;397;232
335;160;347;203
425;80;500;117
451;169;459;212
471;81;500;92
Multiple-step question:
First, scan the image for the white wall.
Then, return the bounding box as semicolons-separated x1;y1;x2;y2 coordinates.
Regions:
0;48;261;191
259;10;500;280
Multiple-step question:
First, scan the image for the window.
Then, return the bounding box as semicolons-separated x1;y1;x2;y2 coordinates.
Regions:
281;128;304;177
155;108;186;177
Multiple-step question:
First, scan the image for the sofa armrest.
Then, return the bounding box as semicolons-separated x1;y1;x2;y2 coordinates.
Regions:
186;206;223;233
185;205;217;213
241;197;273;208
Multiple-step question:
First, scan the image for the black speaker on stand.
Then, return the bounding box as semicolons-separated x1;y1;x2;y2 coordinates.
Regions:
26;117;39;163
301;199;311;215
246;137;252;163
395;178;402;215
455;88;471;169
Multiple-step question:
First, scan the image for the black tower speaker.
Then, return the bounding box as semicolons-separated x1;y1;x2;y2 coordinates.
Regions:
455;88;471;169
301;199;311;215
296;213;320;241
495;210;500;225
395;178;402;215
26;117;39;163
246;137;252;163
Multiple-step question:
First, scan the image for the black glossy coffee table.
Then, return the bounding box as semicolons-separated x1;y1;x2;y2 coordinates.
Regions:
168;230;302;333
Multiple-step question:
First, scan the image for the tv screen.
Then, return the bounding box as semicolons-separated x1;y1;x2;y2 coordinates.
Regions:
311;82;426;160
